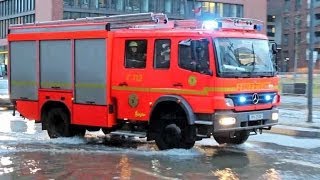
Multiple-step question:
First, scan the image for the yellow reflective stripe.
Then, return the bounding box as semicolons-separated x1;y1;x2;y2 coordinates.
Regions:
0;51;8;54
41;82;72;88
11;80;37;86
75;83;105;89
112;86;150;92
112;86;238;96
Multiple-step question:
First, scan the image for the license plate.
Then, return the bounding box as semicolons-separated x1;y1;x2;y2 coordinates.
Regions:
249;113;263;121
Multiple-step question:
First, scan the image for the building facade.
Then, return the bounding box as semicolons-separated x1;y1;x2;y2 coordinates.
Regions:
0;0;267;75
267;0;283;71
268;0;320;72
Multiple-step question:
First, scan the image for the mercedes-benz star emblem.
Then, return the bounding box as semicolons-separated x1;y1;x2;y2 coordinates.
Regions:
252;93;259;104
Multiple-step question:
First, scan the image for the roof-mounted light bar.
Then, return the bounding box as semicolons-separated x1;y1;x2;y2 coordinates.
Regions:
202;17;264;31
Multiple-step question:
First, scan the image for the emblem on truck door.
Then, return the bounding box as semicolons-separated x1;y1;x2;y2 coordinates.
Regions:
128;94;139;108
188;75;197;86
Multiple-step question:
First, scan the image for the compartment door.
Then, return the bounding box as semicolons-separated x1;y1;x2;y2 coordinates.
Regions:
74;39;106;105
10;41;37;100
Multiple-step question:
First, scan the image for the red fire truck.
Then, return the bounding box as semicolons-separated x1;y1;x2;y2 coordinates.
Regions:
8;13;280;150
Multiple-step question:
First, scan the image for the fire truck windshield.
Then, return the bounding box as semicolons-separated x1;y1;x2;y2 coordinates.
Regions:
214;38;275;77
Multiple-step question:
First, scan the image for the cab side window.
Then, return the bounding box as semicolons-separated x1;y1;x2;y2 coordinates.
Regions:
125;40;147;68
178;39;211;75
178;40;193;70
154;39;171;69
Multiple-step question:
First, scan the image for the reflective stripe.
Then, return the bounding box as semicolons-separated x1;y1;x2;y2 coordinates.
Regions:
75;83;106;89
11;80;37;86
41;82;72;88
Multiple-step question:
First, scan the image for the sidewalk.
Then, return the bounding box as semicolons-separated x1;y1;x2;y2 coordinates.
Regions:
268;95;320;138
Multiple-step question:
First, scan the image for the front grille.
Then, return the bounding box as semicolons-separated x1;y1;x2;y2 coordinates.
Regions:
226;92;276;106
241;120;265;127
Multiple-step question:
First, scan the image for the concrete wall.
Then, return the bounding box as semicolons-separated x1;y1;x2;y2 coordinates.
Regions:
35;0;63;22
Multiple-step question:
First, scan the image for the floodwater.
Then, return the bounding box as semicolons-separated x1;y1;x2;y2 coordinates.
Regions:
0;110;320;179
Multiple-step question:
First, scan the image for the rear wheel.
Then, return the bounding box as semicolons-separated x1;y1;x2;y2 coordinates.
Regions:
46;108;85;138
214;130;250;145
155;122;195;150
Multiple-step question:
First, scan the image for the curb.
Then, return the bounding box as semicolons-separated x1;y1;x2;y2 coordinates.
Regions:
267;125;320;138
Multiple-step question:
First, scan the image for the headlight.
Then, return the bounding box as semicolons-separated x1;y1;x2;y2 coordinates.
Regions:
225;98;234;107
272;113;279;121
0;95;9;99
219;117;236;126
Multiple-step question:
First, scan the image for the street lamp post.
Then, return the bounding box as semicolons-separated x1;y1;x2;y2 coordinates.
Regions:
307;0;314;123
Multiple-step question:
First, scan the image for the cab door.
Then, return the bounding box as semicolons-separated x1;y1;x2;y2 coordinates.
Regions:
169;37;215;113
111;37;151;121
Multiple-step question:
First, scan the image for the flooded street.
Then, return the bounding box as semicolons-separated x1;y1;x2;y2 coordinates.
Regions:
1;110;320;179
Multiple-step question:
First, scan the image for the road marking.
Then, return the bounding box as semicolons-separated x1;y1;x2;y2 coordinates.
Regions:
132;167;180;180
281;159;320;169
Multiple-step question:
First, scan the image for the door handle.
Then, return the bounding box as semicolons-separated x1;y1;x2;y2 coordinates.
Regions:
119;82;128;86
173;83;183;87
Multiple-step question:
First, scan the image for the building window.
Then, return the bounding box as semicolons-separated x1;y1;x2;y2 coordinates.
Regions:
295;32;301;45
283;34;289;45
294;15;302;29
295;0;302;10
267;15;276;22
315;31;320;43
267;25;275;37
201;2;243;18
284;17;291;28
285;0;290;12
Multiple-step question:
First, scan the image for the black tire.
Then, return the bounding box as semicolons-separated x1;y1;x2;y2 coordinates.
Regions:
70;126;86;137
214;130;250;145
155;123;196;150
46;108;73;138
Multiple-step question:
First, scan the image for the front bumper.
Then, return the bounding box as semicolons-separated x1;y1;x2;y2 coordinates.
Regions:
213;108;278;132
195;108;278;134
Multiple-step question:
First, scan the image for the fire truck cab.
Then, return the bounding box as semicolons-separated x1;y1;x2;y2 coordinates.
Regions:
8;13;280;150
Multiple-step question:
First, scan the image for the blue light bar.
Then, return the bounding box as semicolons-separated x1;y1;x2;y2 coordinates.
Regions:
202;20;219;30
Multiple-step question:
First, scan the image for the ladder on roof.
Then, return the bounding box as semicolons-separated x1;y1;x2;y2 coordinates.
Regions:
10;12;169;28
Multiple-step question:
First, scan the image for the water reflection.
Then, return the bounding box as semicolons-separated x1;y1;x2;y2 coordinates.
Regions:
0;157;13;175
260;168;281;180
10;120;28;133
212;168;240;180
118;155;131;179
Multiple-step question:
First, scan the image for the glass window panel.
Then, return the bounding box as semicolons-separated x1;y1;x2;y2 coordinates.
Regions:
209;2;215;13
148;0;155;12
216;3;223;17
112;0;124;11
164;0;172;13
141;0;148;13
202;2;209;12
223;3;230;17
99;0;106;8
125;40;147;69
154;39;171;69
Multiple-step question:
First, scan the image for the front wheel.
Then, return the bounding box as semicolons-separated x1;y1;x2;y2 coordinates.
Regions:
214;130;250;145
155;123;195;150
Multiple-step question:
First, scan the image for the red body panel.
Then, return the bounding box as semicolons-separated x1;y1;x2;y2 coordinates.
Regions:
72;104;108;127
38;89;73;115
16;101;39;121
